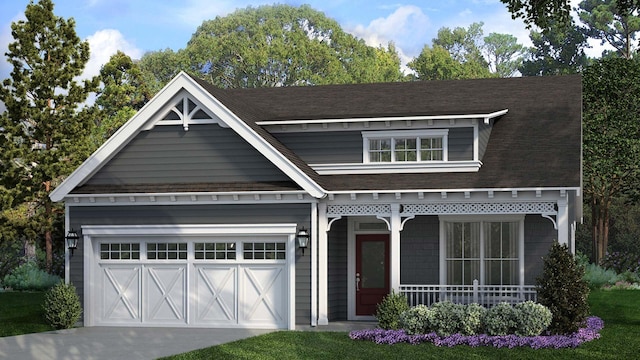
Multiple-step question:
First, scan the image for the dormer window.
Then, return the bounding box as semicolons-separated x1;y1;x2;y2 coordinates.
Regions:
363;130;449;163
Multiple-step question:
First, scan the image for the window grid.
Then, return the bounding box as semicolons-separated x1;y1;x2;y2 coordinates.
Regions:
147;242;187;260
243;242;286;260
366;132;447;163
194;242;237;260
100;243;140;260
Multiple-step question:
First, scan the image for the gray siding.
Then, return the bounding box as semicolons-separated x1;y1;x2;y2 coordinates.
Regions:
478;122;493;161
328;218;348;321
524;214;556;284
448;127;473;161
69;203;312;325
86;124;290;185
274;128;474;164
400;216;440;284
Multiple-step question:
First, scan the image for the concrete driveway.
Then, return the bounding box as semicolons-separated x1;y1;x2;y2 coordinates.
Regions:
0;327;274;360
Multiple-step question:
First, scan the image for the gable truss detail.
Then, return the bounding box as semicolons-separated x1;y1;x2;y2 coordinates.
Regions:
146;93;227;131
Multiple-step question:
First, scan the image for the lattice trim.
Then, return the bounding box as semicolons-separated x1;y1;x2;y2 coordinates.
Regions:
327;204;391;216
402;202;556;215
326;202;555;216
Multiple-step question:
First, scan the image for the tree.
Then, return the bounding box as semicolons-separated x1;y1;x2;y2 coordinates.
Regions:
408;45;492;80
578;0;640;58
483;33;525;77
536;242;590;334
138;48;189;94
520;21;591;75
433;22;488;67
181;4;403;88
92;51;153;147
583;57;640;262
500;0;572;30
0;0;97;271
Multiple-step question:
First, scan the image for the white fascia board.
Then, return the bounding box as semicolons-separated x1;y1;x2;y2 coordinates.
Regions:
256;109;509;126
81;223;298;236
310;161;481;175
327;186;581;195
51;72;326;202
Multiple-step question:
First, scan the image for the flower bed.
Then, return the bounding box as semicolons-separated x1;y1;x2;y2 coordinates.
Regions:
349;316;604;349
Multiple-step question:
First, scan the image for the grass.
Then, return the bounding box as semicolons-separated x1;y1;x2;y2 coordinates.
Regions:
162;289;640;360
0;291;53;337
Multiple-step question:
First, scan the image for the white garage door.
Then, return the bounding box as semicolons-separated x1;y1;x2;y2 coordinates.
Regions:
86;226;295;329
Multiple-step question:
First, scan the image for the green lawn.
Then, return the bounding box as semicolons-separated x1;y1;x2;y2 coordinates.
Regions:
0;291;53;337
162;290;640;360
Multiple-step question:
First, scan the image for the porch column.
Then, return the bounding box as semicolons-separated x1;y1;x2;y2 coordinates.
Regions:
317;202;329;325
557;197;569;247
310;202;318;327
390;203;401;291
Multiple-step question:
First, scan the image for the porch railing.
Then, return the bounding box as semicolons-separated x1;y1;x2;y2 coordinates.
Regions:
399;281;537;307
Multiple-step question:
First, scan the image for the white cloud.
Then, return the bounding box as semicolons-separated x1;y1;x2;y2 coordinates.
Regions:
84;29;143;80
349;5;430;49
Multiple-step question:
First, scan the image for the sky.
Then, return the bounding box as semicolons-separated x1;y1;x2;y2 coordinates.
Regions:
0;0;607;85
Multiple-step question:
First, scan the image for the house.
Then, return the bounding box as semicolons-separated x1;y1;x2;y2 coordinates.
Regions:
50;73;582;330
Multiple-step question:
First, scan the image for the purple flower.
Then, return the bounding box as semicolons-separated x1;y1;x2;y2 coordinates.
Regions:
348;316;604;349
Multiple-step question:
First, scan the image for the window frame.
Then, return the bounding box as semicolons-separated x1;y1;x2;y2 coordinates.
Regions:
439;215;525;287
362;129;449;164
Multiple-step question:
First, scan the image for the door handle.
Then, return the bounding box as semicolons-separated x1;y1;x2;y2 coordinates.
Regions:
356;272;360;292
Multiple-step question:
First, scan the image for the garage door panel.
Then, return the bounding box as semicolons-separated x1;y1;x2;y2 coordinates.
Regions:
194;266;237;325
144;265;187;324
241;266;286;327
100;265;141;323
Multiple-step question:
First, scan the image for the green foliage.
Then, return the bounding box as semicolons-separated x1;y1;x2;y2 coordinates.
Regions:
513;301;553;336
578;0;640;59
536;242;590;334
484;302;518;336
2;261;61;291
583;58;640;262
173;4;403;89
0;0;98;272
42;282;81;330
428;301;465;336
375;290;409;330
500;0;572;30
520;21;590;76
460;303;487;336
583;262;621;289
483;32;525;77
399;304;431;335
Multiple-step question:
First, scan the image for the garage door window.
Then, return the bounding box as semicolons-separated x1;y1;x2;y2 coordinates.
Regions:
147;242;187;260
100;243;140;260
194;242;236;260
243;242;286;260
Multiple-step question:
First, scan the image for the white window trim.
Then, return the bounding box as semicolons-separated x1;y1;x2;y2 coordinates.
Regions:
438;215;525;287
362;129;449;163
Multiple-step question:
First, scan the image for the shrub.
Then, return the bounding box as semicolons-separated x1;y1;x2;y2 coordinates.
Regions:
536;241;590;334
600;251;640;274
375;290;409;330
399;305;431;335
583;263;621;289
2;261;62;291
484;302;517;336
460;303;486;335
513;301;552;336
429;301;464;336
43;282;82;330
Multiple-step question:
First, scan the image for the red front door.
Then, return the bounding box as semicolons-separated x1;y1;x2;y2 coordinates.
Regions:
355;234;390;316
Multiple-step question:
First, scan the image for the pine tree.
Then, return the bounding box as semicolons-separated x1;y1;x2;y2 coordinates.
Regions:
0;0;97;271
535;241;590;334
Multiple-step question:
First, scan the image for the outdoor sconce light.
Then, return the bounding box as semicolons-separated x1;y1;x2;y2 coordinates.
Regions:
66;229;79;256
297;227;310;255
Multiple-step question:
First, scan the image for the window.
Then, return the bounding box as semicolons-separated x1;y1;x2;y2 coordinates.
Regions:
147;242;187;260
444;219;521;286
243;242;286;260
363;130;448;163
194;242;236;260
100;243;140;260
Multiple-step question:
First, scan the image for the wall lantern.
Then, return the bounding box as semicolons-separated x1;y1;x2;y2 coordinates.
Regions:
297;228;310;255
66;229;79;256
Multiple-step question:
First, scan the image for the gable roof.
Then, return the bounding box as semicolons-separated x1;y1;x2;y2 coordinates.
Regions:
51;73;582;202
50;72;326;202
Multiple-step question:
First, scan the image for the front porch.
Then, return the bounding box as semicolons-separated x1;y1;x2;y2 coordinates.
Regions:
311;191;573;325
